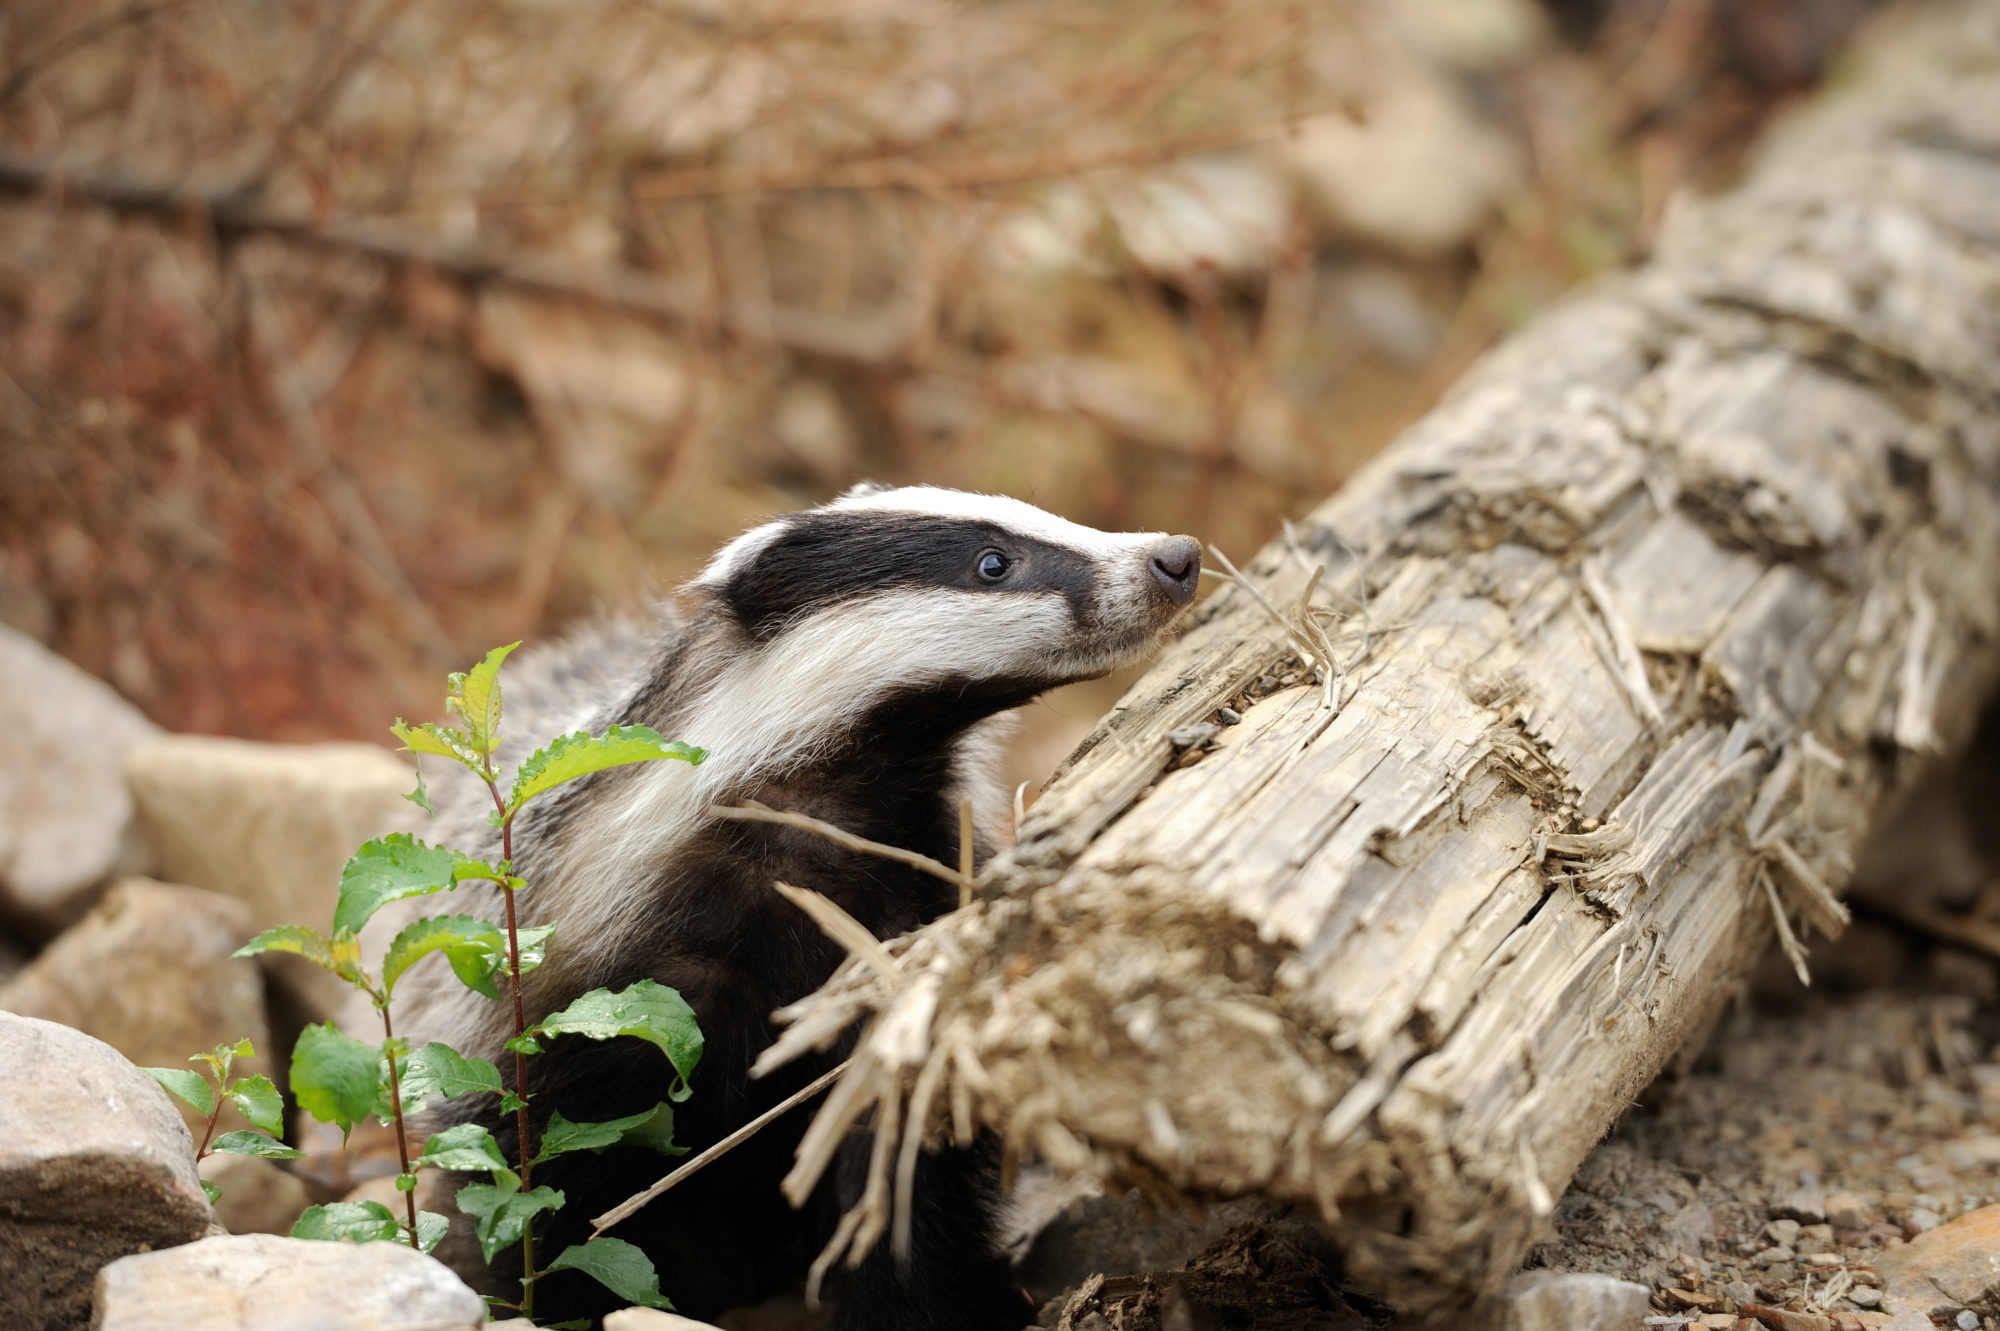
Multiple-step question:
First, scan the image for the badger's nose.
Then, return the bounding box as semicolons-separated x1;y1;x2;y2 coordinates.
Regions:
1148;535;1201;606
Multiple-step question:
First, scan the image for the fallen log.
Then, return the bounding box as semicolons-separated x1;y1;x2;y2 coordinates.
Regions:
758;1;2000;1313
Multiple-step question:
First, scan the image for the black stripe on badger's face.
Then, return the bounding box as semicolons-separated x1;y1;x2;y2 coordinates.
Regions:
715;512;1096;642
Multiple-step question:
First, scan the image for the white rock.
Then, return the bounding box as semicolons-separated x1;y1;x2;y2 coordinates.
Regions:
1277;67;1523;257
1106;156;1294;278
1498;1271;1652;1331
604;1309;727;1331
93;1233;486;1331
0;625;160;932
0;878;270;1138
125;735;419;1017
0;1012;213;1329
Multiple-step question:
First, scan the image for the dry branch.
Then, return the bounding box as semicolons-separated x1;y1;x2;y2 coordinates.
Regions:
759;0;2000;1312
0;148;918;365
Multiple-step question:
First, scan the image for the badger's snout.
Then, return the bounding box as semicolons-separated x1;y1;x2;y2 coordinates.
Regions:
1148;535;1201;607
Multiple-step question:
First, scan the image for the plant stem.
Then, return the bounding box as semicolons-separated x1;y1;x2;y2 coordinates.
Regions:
486;777;536;1318
379;1006;421;1251
194;1090;223;1162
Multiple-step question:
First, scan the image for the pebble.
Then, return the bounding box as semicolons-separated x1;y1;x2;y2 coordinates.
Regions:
1825;1192;1874;1230
1720;1280;1757;1306
1765;1219;1803;1246
1907;1208;1943;1234
1774;1185;1829;1225
1846;1286;1882;1308
1956;1313;1978;1331
1754;1245;1798;1267
1216;707;1242;725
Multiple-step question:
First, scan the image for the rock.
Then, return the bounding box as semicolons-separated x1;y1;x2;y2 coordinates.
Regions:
1827;1192;1875;1230
1945;1135;2000;1169
1773;1185;1829;1225
93;1232;485;1330
1276;59;1522;257
1877;1202;2000;1318
126;735;418;1016
198;1153;312;1237
0;1012;213;1329
1722;1280;1758;1305
0;877;270;1137
1766;1218;1803;1246
1755;1244;1798;1267
0;625;160;934
1496;1271;1651;1331
1882;1315;1934;1331
603;1309;727;1331
1847;1286;1883;1308
1665;1200;1719;1254
1906;1207;1943;1235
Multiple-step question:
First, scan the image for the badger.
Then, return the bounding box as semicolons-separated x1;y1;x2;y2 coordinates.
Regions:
401;483;1201;1329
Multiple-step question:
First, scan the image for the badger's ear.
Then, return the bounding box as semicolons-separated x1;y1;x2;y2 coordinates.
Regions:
840;480;896;500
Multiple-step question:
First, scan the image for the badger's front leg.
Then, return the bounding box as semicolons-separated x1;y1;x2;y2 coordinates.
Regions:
826;1134;1030;1331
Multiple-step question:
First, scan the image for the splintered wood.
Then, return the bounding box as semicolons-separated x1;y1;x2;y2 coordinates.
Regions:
760;2;2000;1312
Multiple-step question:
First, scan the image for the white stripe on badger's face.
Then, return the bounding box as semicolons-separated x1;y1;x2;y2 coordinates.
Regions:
537;487;1195;968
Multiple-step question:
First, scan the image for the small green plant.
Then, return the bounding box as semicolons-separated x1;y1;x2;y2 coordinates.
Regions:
229;642;706;1323
143;1038;303;1203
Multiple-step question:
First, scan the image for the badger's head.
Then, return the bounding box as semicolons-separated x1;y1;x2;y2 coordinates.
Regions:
691;484;1200;728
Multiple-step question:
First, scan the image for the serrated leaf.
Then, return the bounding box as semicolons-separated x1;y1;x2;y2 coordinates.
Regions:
504;1034;543;1057
142;1066;216;1117
413;1122;510;1173
208;1130;303;1159
233;925;365;988
292;1200;403;1244
391;718;487;774
533;980;703;1101
334;834;479;935
447;642;518;759
290;1024;384;1139
201;1179;221;1205
454;1173;563;1264
544;1236;673;1310
382;914;508;999
398;1043;503;1112
405;761;435;817
500;1091;527;1115
228;1073;284;1135
411;1210;450;1255
509;726;704;814
455;921;552;998
530;1104;681;1167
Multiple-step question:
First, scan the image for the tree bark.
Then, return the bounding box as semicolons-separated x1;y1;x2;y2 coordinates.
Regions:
760;0;2000;1312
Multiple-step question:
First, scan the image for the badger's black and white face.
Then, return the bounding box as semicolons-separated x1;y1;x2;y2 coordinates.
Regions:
694;484;1200;710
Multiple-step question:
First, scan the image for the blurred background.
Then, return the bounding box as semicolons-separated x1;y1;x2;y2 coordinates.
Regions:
0;0;1877;787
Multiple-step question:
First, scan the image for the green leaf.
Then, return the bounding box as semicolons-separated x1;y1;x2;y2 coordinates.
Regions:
413;1122;510;1173
500;1091;527;1115
399;1043;503;1111
454;1172;563;1264
447;642;518;758
381;914;508;999
208;1130;304;1159
233;925;366;989
504;1034;543;1057
411;1209;450;1255
452;921;553;999
290;1024;384;1139
228;1073;284;1135
391;717;486;772
201;1179;222;1205
291;1200;402;1244
333;834;481;936
544;1236;674;1310
509;726;704;813
142;1066;215;1117
530;1104;682;1167
405;760;435;817
533;980;703;1101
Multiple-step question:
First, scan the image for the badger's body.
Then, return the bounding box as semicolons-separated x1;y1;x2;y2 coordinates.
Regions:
401;485;1199;1328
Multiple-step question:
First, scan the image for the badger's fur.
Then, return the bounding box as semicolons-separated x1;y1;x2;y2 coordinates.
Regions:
401;484;1200;1328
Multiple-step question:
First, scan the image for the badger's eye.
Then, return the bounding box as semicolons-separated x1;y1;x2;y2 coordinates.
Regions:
976;550;1011;582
